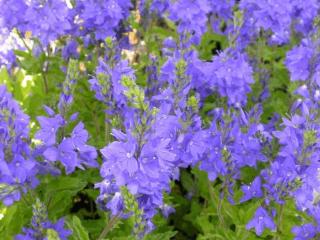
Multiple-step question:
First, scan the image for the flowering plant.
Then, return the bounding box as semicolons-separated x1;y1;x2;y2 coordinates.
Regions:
1;0;320;239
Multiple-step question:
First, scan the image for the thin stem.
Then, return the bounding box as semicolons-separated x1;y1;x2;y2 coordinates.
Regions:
105;111;112;144
20;193;33;206
241;231;250;240
42;71;49;94
275;204;284;240
207;179;225;227
217;192;225;227
41;47;50;94
97;214;120;240
93;108;100;139
16;30;32;53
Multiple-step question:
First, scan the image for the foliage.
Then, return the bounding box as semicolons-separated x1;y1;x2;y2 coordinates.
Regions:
0;0;320;239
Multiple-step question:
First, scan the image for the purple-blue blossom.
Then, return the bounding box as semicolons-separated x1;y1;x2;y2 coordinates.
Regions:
169;0;211;44
75;0;132;40
292;223;317;240
0;85;38;205
16;199;71;240
240;177;263;202
246;206;276;236
24;0;72;46
89;58;135;107
35;110;97;175
210;49;254;106
285;40;314;81
198;107;267;188
97;113;181;221
239;0;320;45
0;0;27;31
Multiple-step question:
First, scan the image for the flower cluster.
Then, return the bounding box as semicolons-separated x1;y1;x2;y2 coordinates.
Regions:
89;58;135;108
36;116;98;174
169;0;211;44
241;27;320;237
96;77;181;234
24;0;72;46
2;0;320;239
35;59;98;174
0;0;132;55
239;0;320;45
199;107;267;183
0;85;37;205
16;198;71;240
209;49;254;106
0;0;27;32
75;0;132;40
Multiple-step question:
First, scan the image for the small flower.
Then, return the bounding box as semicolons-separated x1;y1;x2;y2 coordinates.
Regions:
246;207;276;236
285;41;313;81
292;223;317;240
35;115;64;146
240;177;263;202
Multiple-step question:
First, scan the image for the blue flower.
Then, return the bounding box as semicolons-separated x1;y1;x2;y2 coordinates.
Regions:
37;113;97;174
240;177;263;202
169;0;211;44
292;223;317;240
0;85;38;205
101;137;138;178
89;59;135;108
16;199;71;240
210;49;254;106
246;207;276;236
35;115;64;146
76;0;132;40
285;40;314;81
24;0;72;46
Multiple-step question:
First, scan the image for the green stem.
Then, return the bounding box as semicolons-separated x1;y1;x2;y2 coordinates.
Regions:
42;71;49;94
42;46;51;94
16;30;32;53
207;179;225;227
217;192;225;227
97;214;120;240
275;204;284;240
105;111;112;144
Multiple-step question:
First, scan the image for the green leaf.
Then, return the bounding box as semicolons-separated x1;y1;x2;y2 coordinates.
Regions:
105;237;135;240
47;229;61;240
65;215;90;240
144;231;177;240
180;170;194;193
37;175;87;218
0;201;32;239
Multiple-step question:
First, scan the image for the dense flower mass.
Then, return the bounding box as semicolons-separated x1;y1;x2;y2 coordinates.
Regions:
24;0;72;46
198;107;267;185
37;118;98;174
210;49;254;106
169;0;211;44
1;0;320;239
239;0;320;45
0;0;27;31
285;39;314;81
95;77;182;234
89;58;135;108
0;85;37;205
76;0;132;40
